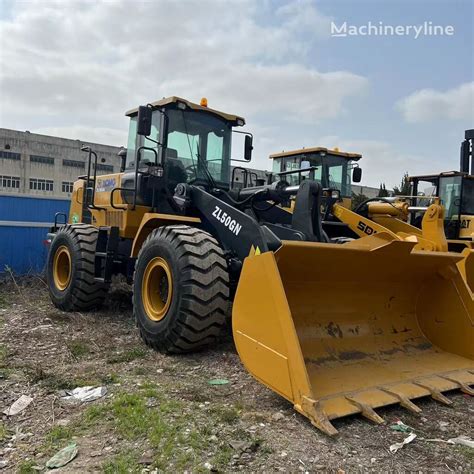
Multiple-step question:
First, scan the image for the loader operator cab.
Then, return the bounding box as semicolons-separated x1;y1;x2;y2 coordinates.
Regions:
121;96;252;211
410;172;474;240
268;147;362;206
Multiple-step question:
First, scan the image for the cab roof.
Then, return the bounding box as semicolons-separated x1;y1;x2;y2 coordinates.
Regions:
409;171;474;181
269;146;362;160
125;96;245;125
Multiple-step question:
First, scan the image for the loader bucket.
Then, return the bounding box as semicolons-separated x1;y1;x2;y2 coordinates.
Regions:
232;233;474;435
458;247;474;293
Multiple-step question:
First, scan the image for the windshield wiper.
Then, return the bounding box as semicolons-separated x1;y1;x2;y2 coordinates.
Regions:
196;141;217;189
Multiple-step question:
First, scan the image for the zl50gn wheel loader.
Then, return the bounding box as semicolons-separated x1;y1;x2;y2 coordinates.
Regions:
47;97;473;435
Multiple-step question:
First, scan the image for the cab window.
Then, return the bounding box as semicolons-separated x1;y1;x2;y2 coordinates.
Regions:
165;109;231;185
283;157;302;186
272;158;282;173
125;117;137;168
327;164;343;191
439;176;462;219
125;112;162;168
462;179;474;214
167;130;198;166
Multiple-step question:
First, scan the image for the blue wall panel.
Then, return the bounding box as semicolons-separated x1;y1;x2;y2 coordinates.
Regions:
0;196;70;274
0;195;70;222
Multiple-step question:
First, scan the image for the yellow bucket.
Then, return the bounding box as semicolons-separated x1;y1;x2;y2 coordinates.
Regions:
233;233;474;435
458;247;474;292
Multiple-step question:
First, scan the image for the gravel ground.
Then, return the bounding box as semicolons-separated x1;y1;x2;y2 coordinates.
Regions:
0;277;473;473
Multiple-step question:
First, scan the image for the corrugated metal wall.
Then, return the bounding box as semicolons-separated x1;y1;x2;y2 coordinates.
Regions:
0;195;70;274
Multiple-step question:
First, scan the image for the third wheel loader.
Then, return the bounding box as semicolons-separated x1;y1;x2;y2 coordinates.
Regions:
46;97;473;436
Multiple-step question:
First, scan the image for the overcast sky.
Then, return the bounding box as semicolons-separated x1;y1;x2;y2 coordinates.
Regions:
0;0;473;187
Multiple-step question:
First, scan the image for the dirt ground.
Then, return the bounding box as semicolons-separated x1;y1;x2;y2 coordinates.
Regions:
0;277;473;473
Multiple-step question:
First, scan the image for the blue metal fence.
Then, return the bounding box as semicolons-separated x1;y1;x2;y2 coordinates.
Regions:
0;195;70;274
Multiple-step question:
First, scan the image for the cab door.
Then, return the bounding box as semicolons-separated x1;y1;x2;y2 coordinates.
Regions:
438;176;462;239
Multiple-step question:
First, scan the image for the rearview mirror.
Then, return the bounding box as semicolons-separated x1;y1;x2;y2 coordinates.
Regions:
352;167;362;183
244;135;253;161
118;147;127;172
137;105;152;136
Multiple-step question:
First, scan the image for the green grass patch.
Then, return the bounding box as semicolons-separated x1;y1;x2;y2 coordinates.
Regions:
106;347;148;364
45;425;74;446
29;366;103;392
0;368;11;379
83;390;209;470
38;424;77;455
100;372;120;385
210;405;240;424
0;293;8;309
0;344;7;367
0;422;8;441
67;340;90;358
212;443;234;470
35;372;77;391
102;450;141;474
456;445;474;462
18;460;37;474
84;403;108;424
133;366;148;376
83;389;255;471
112;393;157;438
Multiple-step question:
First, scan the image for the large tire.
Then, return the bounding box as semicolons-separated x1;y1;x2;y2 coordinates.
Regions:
47;224;108;311
133;225;230;353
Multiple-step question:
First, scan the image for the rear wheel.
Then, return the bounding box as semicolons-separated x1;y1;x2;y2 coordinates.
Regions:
47;224;109;311
133;225;230;353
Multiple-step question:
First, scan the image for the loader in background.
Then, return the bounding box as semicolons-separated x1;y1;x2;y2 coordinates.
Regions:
46;97;473;436
331;130;474;289
350;130;474;248
265;133;474;289
268;146;363;210
409;130;474;241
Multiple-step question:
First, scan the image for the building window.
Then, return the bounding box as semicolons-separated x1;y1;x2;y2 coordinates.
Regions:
63;159;85;169
0;175;20;189
0;150;21;160
30;178;54;192
96;163;114;173
30;155;55;165
62;181;73;193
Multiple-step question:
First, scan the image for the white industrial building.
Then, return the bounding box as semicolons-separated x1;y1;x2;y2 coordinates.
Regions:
0;128;122;199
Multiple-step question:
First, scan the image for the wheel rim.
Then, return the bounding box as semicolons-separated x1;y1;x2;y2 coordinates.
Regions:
53;245;72;291
142;256;173;321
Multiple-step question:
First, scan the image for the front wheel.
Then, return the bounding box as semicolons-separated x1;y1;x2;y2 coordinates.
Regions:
133;225;230;353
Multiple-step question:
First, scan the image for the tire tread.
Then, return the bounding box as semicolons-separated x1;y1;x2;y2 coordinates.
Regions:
134;225;230;353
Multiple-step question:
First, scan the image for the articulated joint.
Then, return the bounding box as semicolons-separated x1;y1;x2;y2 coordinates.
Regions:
173;183;191;210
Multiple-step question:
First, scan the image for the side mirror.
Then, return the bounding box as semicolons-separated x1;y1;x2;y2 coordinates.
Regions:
352;167;362;183
244;135;253;161
137;105;152;136
118;148;127;172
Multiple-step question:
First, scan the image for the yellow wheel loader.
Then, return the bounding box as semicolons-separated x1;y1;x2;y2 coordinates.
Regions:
46;98;473;436
268;146;362;210
266;136;474;289
330;129;474;290
331;195;474;289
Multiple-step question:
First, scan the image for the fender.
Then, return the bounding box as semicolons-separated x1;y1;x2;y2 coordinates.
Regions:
131;213;201;257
